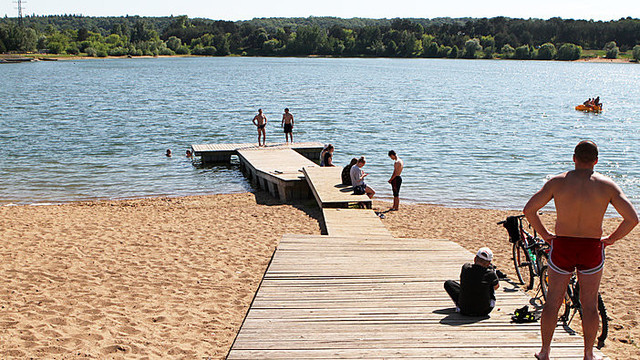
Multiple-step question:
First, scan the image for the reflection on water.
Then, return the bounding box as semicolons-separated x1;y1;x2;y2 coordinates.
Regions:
1;57;639;212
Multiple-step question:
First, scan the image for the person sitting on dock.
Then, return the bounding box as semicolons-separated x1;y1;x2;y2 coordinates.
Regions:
319;144;332;166
444;247;500;317
350;157;375;198
342;158;358;186
322;145;335;167
252;109;267;147
281;108;294;144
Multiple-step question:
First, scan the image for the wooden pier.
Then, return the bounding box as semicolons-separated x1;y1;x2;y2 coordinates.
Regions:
199;142;606;359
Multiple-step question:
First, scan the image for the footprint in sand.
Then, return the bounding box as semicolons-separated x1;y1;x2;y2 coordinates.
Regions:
101;344;130;355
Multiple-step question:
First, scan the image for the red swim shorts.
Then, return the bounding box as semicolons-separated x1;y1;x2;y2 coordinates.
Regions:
548;236;605;275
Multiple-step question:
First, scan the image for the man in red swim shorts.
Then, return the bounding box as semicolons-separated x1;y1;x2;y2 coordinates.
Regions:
524;140;638;360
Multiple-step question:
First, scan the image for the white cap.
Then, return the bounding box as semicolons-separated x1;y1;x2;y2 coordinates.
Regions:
477;247;493;261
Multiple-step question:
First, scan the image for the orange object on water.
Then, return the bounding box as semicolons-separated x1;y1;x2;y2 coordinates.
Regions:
575;104;603;112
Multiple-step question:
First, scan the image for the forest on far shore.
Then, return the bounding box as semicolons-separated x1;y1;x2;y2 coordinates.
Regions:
1;15;640;61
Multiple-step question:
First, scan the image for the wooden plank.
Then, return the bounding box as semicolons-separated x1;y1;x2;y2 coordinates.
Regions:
237;148;316;182
303;166;371;208
321;208;391;237
228;234;608;359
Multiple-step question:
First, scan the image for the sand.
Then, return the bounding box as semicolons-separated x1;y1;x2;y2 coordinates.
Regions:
1;193;637;359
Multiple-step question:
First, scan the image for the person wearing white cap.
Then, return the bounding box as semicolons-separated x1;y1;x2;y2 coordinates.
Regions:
444;247;500;316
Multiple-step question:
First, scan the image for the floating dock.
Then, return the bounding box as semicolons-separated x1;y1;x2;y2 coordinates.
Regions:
191;142;324;164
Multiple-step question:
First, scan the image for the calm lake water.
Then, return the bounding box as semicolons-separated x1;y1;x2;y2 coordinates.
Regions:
1;57;639;212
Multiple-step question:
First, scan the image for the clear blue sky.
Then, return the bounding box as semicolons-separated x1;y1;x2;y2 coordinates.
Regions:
2;0;638;21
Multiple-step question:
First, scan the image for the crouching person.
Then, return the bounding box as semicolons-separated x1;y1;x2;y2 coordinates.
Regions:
444;247;499;316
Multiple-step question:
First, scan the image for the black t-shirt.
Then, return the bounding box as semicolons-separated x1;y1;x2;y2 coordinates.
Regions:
323;152;332;166
458;263;499;316
342;164;353;185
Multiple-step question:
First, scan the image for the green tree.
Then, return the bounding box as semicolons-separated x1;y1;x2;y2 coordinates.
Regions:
463;38;482;58
500;44;515;58
514;45;531;59
166;36;181;51
448;45;459;58
604;41;618;59
557;43;581;60
633;45;640;61
536;42;556;60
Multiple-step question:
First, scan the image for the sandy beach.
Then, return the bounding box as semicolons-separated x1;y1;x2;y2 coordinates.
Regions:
1;192;638;359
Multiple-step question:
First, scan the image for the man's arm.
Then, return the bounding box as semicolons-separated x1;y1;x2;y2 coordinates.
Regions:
252;116;258;126
281;114;285;127
602;185;639;245
388;162;401;182
523;180;555;241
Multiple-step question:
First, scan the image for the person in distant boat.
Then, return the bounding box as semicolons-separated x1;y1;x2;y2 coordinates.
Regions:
166;149;172;157
252;109;267;147
387;150;404;211
282;108;294;144
444;247;500;317
322;144;335;167
342;158;358;186
350;156;375;198
583;98;591;106
594;96;600;107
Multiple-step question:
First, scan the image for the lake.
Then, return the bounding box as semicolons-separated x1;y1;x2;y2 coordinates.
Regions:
1;57;639;212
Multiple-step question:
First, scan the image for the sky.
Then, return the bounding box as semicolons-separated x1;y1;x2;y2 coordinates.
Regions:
2;0;639;22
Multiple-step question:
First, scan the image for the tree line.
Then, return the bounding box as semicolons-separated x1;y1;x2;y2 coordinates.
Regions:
1;15;640;61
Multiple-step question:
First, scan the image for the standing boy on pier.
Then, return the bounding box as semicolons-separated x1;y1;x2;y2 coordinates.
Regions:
282;108;294;144
252;109;267;147
387;150;403;211
524;140;638;360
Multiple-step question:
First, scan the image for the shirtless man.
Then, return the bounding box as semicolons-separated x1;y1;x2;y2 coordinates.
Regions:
388;150;404;211
523;140;638;360
281;108;294;144
252;109;267;147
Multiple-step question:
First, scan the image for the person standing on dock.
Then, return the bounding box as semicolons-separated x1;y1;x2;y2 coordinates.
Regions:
524;140;638;360
281;108;294;144
252;109;267;147
387;150;403;211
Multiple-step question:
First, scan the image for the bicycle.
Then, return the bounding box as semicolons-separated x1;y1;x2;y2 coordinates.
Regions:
539;268;609;349
498;215;551;299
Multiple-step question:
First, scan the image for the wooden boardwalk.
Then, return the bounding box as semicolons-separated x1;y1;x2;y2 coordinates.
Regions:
237;148;318;201
228;235;607;359
303;166;372;209
322;208;391;237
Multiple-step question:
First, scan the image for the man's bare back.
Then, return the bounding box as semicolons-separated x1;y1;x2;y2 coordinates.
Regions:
547;170;618;239
524;141;638;360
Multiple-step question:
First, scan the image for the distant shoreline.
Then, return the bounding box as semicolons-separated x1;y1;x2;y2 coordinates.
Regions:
2;53;636;63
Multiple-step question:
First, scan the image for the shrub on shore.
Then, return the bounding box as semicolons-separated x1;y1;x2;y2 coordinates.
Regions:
557;43;582;60
634;45;640;61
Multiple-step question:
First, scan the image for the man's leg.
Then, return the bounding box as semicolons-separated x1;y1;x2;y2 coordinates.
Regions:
444;280;461;308
577;269;604;360
392;196;399;210
257;129;261;146
536;268;572;360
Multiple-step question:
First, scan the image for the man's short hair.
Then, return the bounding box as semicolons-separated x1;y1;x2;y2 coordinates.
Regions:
574;140;598;163
388;150;396;157
284;108;289;112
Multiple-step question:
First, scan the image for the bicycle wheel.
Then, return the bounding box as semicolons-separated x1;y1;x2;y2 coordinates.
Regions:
536;251;549;299
560;286;574;324
539;265;549;300
512;241;534;290
596;293;609;349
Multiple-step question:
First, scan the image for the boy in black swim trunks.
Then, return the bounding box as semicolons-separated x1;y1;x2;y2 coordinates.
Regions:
281;108;294;144
387;150;403;211
252;109;267;147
